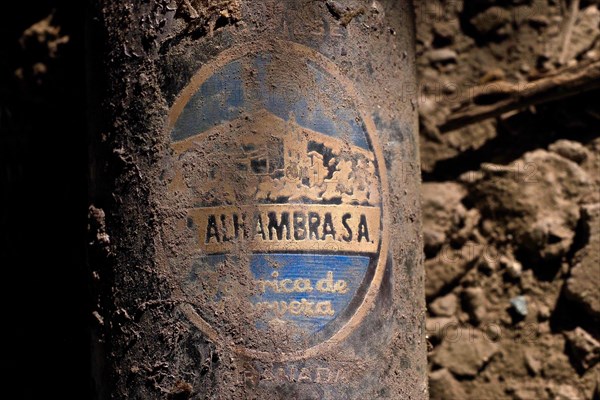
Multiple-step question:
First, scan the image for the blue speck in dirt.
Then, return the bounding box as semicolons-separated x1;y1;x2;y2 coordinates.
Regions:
510;296;528;317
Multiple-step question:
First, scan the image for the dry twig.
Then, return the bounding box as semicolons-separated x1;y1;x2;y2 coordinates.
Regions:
439;59;600;133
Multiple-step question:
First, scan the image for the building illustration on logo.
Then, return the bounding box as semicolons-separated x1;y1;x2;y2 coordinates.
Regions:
171;109;380;209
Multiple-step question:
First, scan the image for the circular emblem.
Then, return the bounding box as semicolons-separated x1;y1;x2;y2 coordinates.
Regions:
162;40;389;361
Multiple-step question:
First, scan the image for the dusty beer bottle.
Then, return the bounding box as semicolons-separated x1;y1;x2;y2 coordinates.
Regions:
89;0;426;398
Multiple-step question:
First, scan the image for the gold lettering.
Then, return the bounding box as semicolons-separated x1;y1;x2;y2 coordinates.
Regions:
262;369;275;381
289;301;303;315
288;367;297;382
315;368;330;384
206;215;220;243
190;204;381;254
248;366;347;385
254;274;319;295
242;370;259;386
276;368;289;382
316;271;335;292
256;271;282;294
316;272;348;293
293;211;306;240
280;279;294;293
254;299;336;318
315;301;335;316
357;214;370;243
301;299;315;316
254;272;346;295
274;301;288;318
254;213;266;240
256;280;267;294
334;279;348;294
294;278;313;293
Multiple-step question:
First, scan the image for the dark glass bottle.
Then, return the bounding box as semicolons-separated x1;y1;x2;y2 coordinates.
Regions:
90;1;425;398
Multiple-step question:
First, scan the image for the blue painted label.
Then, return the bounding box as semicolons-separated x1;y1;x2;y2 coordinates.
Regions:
251;254;370;331
165;41;388;357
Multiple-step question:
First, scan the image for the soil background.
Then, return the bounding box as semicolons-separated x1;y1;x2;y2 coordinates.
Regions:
415;2;600;399
0;0;598;399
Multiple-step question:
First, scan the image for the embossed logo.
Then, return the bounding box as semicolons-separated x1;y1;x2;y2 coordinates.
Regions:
162;41;389;361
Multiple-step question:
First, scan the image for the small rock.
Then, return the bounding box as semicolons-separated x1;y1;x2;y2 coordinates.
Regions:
425;241;482;299
422;183;467;212
506;261;522;279
477;255;497;275
426;317;459;343
585;49;600;60
564;327;600;371
552;384;584;400
479;68;506;84
469;150;592;268
495;24;512;37
515;389;538;400
501;256;523;279
459;170;484;184
538;321;551;335
519;269;536;292
427;48;458;64
429;368;467;400
509;386;543;400
430;293;458;317
92;311;104;326
463;287;487;325
421;182;467;240
519;63;531;74
423;228;446;256
565;204;600;319
451;208;481;246
537;304;551;321
170;380;193;398
432;22;456;47
549;140;590;164
431;329;499;377
470;6;511;36
440;81;457;95
510;296;528;318
523;350;541;376
483;323;501;342
528;15;549;28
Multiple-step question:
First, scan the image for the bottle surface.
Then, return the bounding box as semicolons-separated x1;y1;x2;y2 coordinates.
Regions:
91;1;426;398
